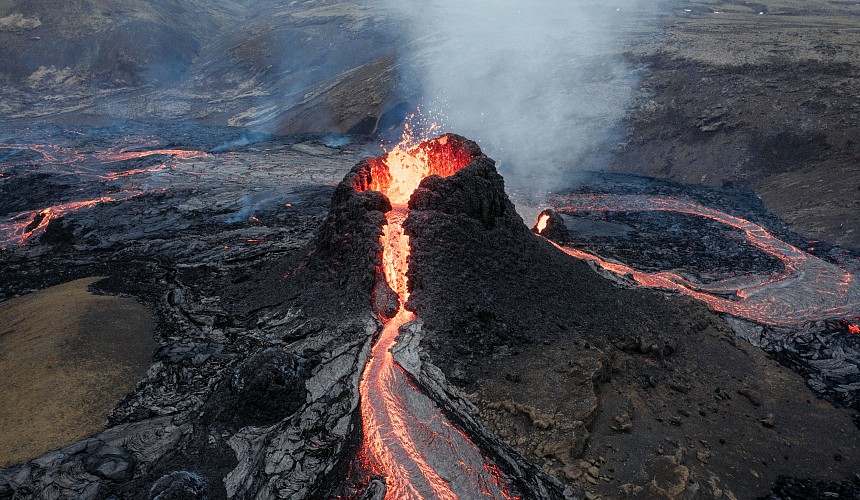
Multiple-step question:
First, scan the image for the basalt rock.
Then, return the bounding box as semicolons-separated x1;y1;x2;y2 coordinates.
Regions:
3;128;860;500
409;155;518;230
0;133;383;500
205;348;309;428
402;140;860;498
760;475;860;500
149;471;208;500
314;158;391;300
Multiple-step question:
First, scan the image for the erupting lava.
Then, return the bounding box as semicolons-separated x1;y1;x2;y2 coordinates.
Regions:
354;135;516;499
535;213;550;234
537;194;860;328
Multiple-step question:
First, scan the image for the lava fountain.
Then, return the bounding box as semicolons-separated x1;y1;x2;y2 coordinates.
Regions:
353;135;516;499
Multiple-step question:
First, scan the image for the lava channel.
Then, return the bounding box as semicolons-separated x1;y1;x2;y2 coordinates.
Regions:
539;193;860;328
355;135;517;499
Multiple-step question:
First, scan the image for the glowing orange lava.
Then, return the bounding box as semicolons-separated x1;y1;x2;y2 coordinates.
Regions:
543;193;860;328
364;135;480;206
0;143;207;179
535;213;550;234
849;323;860;335
1;191;142;250
355;134;516;499
0;141;208;250
96;149;206;163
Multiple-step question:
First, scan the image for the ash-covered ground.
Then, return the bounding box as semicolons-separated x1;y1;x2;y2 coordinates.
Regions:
1;130;858;500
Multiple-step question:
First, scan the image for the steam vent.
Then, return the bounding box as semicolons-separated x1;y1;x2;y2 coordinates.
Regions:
3;134;860;500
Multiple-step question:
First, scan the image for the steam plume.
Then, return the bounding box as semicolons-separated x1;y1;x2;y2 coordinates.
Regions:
386;1;646;192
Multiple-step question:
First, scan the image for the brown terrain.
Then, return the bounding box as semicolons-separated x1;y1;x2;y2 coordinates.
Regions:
0;277;154;467
469;307;860;499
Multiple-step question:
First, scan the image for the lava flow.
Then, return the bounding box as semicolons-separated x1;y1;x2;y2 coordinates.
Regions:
1;140;208;249
355;135;516;499
0;191;142;250
539;193;860;328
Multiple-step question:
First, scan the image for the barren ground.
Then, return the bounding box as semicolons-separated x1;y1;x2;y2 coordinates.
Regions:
612;0;860;248
0;1;858;498
0;277;154;467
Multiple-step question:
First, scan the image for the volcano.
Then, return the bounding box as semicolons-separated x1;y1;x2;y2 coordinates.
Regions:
2;131;860;500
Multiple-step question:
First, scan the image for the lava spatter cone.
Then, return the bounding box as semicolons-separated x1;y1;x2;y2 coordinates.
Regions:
334;134;533;499
533;209;571;243
319;133;574;499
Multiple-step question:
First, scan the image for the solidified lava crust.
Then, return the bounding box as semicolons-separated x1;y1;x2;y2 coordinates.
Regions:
2;130;860;500
401;140;860;498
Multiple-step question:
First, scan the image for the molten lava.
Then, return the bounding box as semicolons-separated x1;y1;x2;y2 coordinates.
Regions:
535;213;550;234
540;193;860;328
363;135;480;206
0;141;208;250
355;134;516;499
0;192;142;250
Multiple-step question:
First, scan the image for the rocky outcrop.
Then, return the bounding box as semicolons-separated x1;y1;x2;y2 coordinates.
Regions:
409;156;519;230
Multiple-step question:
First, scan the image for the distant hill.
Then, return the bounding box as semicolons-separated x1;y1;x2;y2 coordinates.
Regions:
0;0;407;134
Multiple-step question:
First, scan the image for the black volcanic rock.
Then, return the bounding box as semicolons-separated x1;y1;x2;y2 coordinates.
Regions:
316;158;391;263
401;142;860;495
214;348;308;428
230;156;395;324
410;156;515;230
148;471;208;500
404;152;723;359
3;131;860;500
40;217;77;245
83;445;135;482
404;154;612;352
760;476;860;500
314;158;397;319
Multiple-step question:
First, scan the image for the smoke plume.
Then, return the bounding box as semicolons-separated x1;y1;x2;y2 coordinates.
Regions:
385;1;647;193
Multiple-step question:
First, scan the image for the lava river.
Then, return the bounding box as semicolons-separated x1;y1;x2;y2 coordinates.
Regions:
539;193;860;328
355;136;516;499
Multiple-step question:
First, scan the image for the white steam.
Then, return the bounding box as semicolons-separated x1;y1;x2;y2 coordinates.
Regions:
386;1;647;192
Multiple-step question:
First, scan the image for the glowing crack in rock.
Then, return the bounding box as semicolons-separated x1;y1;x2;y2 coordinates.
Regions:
0;192;143;250
354;134;517;499
0;142;208;249
538;193;860;328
